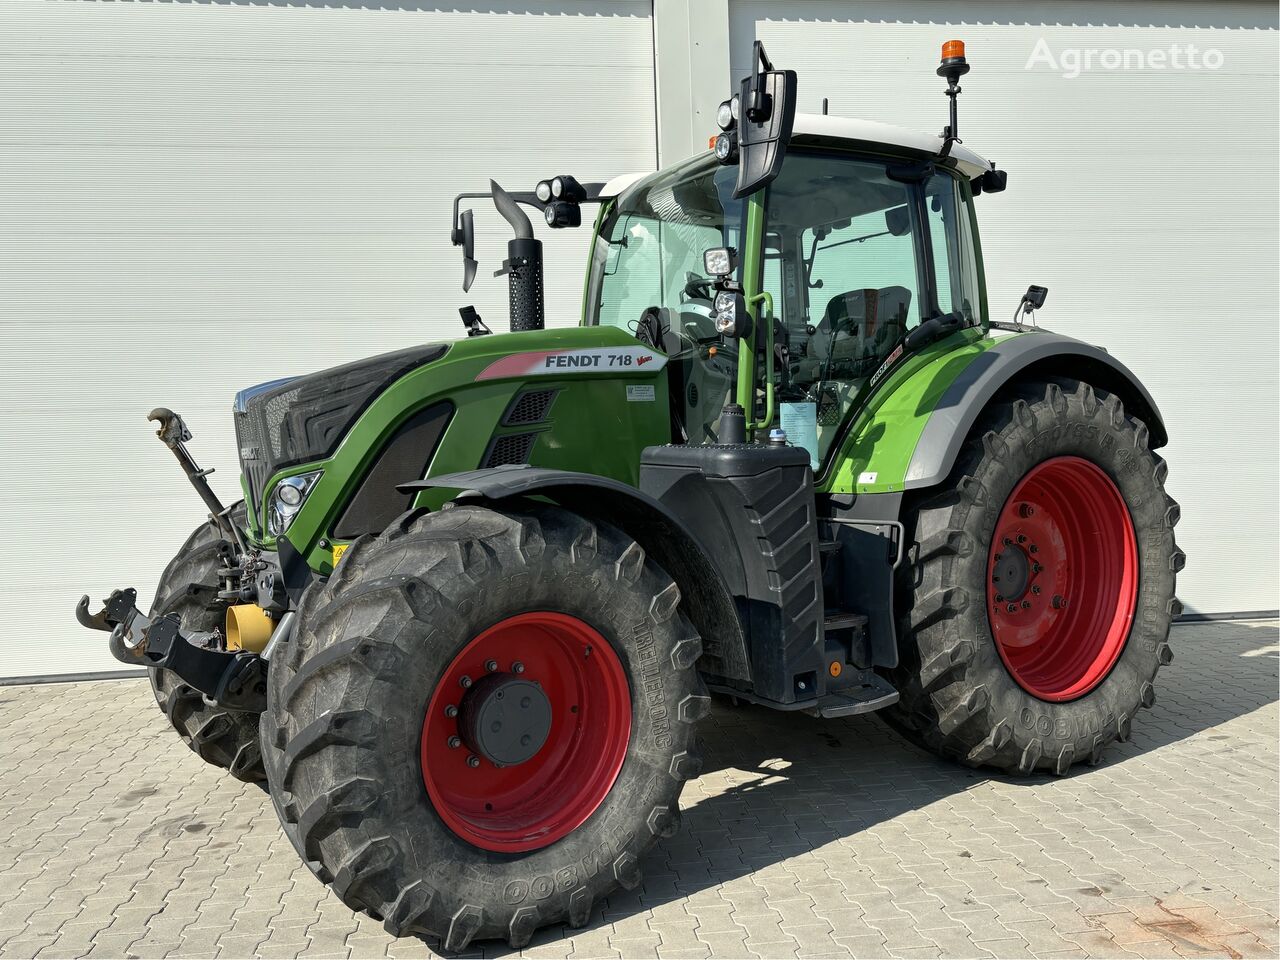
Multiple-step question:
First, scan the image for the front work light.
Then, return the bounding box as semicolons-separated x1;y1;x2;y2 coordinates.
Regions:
268;471;321;537
703;247;735;277
549;175;587;203
544;201;581;228
535;180;553;203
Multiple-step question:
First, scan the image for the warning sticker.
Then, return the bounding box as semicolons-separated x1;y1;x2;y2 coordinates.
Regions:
626;384;656;402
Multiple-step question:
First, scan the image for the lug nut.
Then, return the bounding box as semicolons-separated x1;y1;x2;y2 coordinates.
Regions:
995;594;1005;602
1033;563;1043;573
466;755;480;768
1006;603;1018;613
1053;595;1067;609
1032;585;1041;595
1003;537;1013;546
512;662;525;674
484;659;498;672
459;675;472;689
1029;544;1039;554
1017;534;1027;544
1020;504;1035;518
444;705;458;718
448;736;461;749
1022;600;1032;609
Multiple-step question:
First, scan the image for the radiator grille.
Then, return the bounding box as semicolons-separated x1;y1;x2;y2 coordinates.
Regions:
482;432;537;467
502;389;557;426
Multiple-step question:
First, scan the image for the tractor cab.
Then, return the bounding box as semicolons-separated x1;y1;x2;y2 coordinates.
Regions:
585;119;993;469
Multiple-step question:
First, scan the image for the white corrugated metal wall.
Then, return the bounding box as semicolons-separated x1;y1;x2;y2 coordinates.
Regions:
728;0;1279;617
0;0;657;677
1;0;1276;679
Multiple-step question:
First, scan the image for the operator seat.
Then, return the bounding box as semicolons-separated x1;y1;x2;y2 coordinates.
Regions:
799;286;913;377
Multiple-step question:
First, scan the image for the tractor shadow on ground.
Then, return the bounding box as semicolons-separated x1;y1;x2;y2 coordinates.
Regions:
497;619;1280;954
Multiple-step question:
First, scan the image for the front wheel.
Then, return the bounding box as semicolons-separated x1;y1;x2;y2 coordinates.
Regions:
260;503;707;950
886;378;1184;775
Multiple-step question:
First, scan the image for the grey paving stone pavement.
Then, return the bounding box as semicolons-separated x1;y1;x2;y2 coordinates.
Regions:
0;620;1275;959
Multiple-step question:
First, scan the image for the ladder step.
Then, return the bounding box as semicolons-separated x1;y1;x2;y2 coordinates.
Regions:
823;611;868;632
816;671;899;718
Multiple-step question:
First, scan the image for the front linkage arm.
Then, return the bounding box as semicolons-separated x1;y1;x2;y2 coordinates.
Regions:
76;588;267;713
147;407;242;543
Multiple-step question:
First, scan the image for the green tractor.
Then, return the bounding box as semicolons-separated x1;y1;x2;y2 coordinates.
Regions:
79;40;1182;950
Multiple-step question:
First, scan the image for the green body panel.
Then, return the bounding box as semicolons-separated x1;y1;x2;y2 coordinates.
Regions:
262;325;670;576
819;329;1019;495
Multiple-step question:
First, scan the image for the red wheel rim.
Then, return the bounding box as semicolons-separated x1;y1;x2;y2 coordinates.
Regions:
987;456;1138;701
421;612;631;852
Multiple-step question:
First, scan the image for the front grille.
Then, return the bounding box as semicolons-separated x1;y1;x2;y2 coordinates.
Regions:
234;409;271;517
233;342;448;530
502;389;558;426
482;432;538;467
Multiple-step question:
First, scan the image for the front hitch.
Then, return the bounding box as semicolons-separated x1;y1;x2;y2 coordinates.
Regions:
77;589;267;713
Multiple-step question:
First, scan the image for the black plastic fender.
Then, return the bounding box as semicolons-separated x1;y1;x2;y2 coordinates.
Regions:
904;330;1167;490
400;466;751;682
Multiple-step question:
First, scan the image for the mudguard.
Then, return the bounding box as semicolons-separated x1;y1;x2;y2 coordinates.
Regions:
401;466;752;682
823;328;1167;496
903;330;1167;490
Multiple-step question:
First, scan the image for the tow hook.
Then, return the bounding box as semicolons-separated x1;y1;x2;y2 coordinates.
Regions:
76;589;268;713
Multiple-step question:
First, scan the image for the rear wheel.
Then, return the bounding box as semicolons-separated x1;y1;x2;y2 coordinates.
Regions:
261;503;706;949
887;379;1183;775
148;505;266;783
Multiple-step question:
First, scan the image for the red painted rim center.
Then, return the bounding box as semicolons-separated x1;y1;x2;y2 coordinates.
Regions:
421;612;631;852
987;456;1138;701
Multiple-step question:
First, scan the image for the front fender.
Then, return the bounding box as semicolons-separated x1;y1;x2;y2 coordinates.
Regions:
401;466;751;683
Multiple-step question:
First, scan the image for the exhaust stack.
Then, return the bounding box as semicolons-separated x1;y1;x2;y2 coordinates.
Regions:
490;180;545;331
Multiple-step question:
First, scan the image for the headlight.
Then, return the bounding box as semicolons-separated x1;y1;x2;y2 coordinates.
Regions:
267;471;321;537
716;99;735;130
713;132;739;164
730;94;740;121
713;291;750;338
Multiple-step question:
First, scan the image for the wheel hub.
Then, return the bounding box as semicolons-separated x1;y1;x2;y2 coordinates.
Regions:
991;544;1031;601
457;674;551;766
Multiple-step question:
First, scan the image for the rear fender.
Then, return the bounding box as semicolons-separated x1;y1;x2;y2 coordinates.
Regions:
823;329;1166;496
904;330;1167;490
401;468;751;683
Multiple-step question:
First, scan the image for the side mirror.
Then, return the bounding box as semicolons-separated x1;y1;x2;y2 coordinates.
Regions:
980;169;1008;194
1021;284;1048;311
884;205;912;237
703;247;736;277
452;209;477;292
733;42;797;199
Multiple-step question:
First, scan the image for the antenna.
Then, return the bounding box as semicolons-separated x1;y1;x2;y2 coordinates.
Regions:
822;97;829;116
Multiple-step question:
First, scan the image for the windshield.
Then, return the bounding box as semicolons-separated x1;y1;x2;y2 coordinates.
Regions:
586;159;744;333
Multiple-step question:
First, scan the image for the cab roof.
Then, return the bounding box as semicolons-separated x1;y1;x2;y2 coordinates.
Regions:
791;113;992;180
600;115;994;198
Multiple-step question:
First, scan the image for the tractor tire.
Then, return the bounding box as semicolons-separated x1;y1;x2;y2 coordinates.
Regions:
260;502;706;950
886;378;1183;775
148;504;267;783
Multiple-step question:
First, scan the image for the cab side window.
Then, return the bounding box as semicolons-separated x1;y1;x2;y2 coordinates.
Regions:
766;153;980;467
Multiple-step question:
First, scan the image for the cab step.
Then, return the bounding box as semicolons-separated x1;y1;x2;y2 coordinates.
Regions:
812;670;899;718
823;610;869;633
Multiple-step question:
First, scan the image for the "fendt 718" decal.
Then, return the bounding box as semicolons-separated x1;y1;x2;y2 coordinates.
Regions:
476;346;667;381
